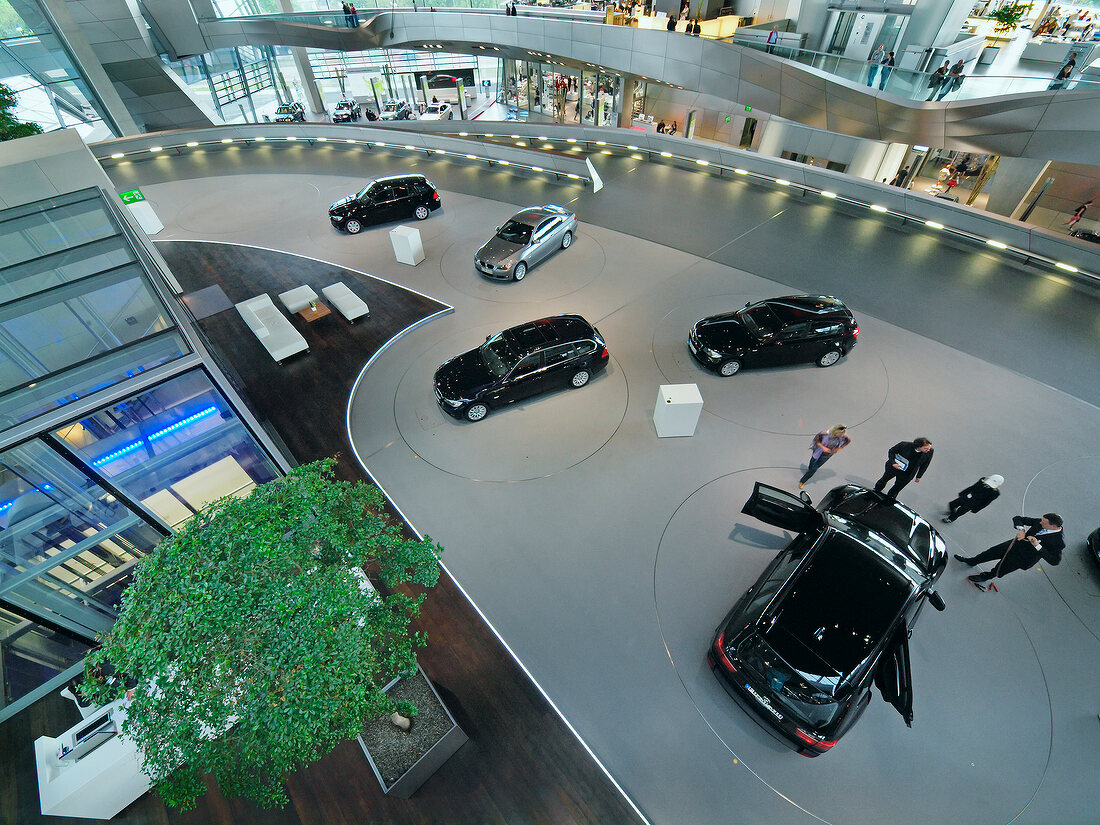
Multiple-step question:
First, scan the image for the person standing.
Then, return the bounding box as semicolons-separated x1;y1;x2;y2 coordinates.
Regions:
1064;199;1092;228
955;514;1065;587
873;437;934;498
889;166;909;187
878;51;895;90
1049;55;1076;89
666;13;677;31
799;425;851;488
349;2;358;26
926;61;949;100
866;44;886;87
766;27;779;53
342;1;352;27
937;60;964;100
942;474;1003;523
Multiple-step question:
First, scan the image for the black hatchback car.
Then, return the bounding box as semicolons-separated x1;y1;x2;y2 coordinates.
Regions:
709;483;947;757
328;174;441;233
434;315;609;422
689;295;858;376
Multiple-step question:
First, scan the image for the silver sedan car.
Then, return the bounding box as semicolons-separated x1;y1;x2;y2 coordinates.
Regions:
474;205;578;281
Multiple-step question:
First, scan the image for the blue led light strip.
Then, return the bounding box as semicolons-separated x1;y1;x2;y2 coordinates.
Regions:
90;406;219;468
0;484;56;514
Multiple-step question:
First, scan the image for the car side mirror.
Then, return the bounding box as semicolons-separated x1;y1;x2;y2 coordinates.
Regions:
486;334;492;341
928;591;946;611
799;490;812;505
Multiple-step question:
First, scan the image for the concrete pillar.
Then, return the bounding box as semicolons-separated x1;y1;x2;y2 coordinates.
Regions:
754;115;788;158
618;74;639;128
276;0;324;115
984;158;1053;219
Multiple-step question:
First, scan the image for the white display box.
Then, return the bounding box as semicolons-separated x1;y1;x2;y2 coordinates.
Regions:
389;225;425;266
653;384;703;437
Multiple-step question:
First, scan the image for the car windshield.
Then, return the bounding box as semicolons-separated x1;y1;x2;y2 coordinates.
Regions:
427;104;443;114
383;102;401;112
276;106;294;113
738;304;783;337
827;491;932;572
355;185;376;200
479;333;519;378
497;219;533;244
764;532;911;678
337;102;351;109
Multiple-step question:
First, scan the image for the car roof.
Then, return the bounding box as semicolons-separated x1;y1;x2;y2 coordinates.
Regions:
822;486;942;577
509;205;570;226
503;315;594;353
366;174;427;187
763;295;852;324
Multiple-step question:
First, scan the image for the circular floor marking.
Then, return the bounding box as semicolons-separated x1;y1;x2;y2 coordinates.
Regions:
174;179;320;234
652;295;889;434
393;322;628;482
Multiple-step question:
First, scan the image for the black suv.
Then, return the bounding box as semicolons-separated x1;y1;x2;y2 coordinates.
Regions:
434;315;609;422
709;483;947;757
332;99;361;122
689;295;858;376
273;102;305;122
328;174;441;233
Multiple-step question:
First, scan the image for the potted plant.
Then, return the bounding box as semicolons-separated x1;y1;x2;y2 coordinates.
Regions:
357;666;468;798
80;458;444;810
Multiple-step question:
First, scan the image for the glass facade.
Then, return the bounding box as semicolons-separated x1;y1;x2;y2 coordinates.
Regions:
0;190;282;717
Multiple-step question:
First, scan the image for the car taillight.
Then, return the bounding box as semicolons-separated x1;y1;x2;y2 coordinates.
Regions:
852;327;859;338
432;191;439;200
794;728;836;752
599;347;608;359
713;631;737;672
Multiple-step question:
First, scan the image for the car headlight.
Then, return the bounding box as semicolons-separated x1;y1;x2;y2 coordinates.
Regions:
443;398;465;408
701;346;722;359
494;263;511;271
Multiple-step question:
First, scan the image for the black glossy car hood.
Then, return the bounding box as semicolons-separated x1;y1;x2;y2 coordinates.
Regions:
329;195;356;212
476;235;523;265
697;316;755;349
434;349;496;398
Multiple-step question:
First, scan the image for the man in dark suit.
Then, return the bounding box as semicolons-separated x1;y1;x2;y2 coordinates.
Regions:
873;437;934;498
955;514;1065;585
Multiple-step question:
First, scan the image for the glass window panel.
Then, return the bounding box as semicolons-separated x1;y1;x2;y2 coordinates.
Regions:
0;235;135;305
0;605;92;709
0;195;117;271
52;370;279;528
0;331;189;429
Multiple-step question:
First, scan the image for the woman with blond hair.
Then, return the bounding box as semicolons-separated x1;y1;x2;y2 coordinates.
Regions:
799;425;851;488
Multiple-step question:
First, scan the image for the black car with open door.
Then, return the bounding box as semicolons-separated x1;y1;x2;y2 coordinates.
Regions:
708;482;946;756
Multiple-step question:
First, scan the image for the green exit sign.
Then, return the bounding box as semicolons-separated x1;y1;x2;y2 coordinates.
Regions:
119;188;145;204
725;115;732;123
744;105;752;112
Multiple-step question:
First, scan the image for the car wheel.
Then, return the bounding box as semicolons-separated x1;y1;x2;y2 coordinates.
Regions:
414;205;430;220
513;262;527;281
817;349;842;367
465;403;488;422
561;230;573;249
344;219;362;234
718;359;741;377
571;369;590;388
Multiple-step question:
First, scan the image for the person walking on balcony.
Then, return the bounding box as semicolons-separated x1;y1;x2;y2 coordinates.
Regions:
1049;55;1077;89
926;61;949;100
937;60;965;100
766;27;779;53
1064;199;1092;228
866;44;886;86
878;51;896;90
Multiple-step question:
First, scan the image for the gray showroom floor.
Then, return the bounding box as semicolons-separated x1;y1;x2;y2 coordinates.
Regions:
110;147;1100;825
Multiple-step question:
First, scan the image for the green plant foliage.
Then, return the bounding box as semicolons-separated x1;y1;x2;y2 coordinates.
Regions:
0;83;44;141
81;459;441;810
989;3;1032;34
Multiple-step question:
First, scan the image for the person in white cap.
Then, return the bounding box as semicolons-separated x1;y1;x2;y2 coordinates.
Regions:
942;474;1003;523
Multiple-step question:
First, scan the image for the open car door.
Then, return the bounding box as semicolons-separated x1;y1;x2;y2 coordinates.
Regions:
874;626;914;727
741;482;823;533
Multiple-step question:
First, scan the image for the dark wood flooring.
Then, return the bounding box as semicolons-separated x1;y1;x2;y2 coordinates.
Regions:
0;242;644;825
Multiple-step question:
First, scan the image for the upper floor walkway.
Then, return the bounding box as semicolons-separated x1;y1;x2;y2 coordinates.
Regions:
158;2;1100;163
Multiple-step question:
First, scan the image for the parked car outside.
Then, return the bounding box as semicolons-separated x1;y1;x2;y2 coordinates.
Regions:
433;315;609;421
378;100;413;120
273;102;305;122
328;174;441;233
420;101;453;120
708;482;947;757
332;99;361;122
474;205;578;281
688;295;859;376
1069;228;1100;244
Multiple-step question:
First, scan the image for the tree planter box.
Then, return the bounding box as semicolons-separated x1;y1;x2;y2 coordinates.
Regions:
357;666;467;798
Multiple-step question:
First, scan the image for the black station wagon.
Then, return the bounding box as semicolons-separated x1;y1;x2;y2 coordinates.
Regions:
433;315;609;422
328;174;441;233
689;295;859;376
709;483;947;756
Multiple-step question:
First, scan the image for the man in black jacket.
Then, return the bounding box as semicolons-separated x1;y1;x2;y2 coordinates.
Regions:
873;437;933;498
955;514;1064;585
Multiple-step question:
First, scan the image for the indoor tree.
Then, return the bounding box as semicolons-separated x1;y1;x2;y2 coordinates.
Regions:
0;82;43;141
989;3;1033;35
80;458;442;810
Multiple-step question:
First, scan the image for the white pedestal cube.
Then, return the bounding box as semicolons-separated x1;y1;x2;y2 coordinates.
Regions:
389;225;425;266
653;384;703;437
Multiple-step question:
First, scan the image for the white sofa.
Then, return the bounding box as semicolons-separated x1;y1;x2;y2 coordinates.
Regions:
235;294;308;362
322;282;370;322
